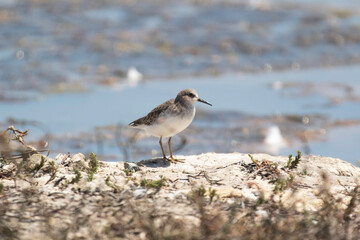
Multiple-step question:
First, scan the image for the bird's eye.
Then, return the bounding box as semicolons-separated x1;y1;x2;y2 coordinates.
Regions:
188;93;195;98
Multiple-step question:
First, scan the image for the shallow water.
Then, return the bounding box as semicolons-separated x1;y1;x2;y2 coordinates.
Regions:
2;65;360;132
1;0;360;101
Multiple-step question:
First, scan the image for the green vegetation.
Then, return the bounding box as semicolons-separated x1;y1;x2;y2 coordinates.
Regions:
287;150;302;169
248;153;257;164
44;161;57;184
105;176;120;193
188;185;218;204
68;168;82;184
302;168;311;176
208;187;217;203
124;168;134;176
29;155;45;174
188;185;206;201
274;173;295;193
44;160;56;175
253;193;267;209
140;176;167;192
87;152;99;181
247;154;279;181
247;151;302;193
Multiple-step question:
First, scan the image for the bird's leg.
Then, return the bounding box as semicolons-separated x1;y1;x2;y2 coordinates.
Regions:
159;137;167;159
168;137;174;159
168;137;184;162
159;137;174;163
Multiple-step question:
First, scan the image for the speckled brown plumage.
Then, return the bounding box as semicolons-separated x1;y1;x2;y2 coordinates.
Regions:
129;99;177;126
129;89;200;127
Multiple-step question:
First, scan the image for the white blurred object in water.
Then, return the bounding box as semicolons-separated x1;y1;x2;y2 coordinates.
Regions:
272;81;283;90
127;67;143;87
264;126;287;154
249;0;270;10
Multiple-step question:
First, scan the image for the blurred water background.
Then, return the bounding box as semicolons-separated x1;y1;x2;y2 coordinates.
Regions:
0;0;360;164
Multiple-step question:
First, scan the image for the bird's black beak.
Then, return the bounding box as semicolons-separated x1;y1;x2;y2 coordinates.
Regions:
197;98;212;106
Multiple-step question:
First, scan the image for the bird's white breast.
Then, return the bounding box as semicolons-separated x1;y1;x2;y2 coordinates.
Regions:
144;108;195;138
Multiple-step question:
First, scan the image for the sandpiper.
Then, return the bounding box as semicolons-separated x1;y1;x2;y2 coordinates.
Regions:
129;89;212;162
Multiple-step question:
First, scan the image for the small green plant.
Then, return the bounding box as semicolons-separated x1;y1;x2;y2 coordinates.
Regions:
68;168;82;184
274;173;295;193
289;172;295;182
274;179;287;193
302;168;311;176
246;154;279;182
30;156;45;174
124;169;134;176
287;150;302;169
105;176;120;193
105;176;110;185
248;154;260;167
208;187;218;203
45;160;56;173
253;192;266;209
188;185;207;203
0;182;3;193
0;156;6;165
87;152;99;181
44;160;57;184
140;176;167;192
197;186;206;197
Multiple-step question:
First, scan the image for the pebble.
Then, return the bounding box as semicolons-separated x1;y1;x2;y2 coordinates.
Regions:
124;162;140;172
133;188;147;199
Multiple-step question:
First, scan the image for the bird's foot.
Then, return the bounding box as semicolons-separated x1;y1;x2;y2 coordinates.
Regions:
162;156;172;163
169;156;184;163
162;156;184;163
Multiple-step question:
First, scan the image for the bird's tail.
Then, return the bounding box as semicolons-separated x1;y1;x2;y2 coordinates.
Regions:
129;121;137;127
129;116;147;128
129;119;143;128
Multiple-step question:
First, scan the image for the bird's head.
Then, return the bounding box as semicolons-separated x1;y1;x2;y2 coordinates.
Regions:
176;89;212;106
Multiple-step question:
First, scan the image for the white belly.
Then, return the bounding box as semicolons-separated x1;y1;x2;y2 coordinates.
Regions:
144;109;195;137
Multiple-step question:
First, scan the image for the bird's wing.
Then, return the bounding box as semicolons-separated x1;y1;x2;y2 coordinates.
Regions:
129;99;175;127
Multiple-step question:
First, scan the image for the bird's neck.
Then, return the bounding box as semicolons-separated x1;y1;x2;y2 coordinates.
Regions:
175;99;195;116
175;98;193;108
